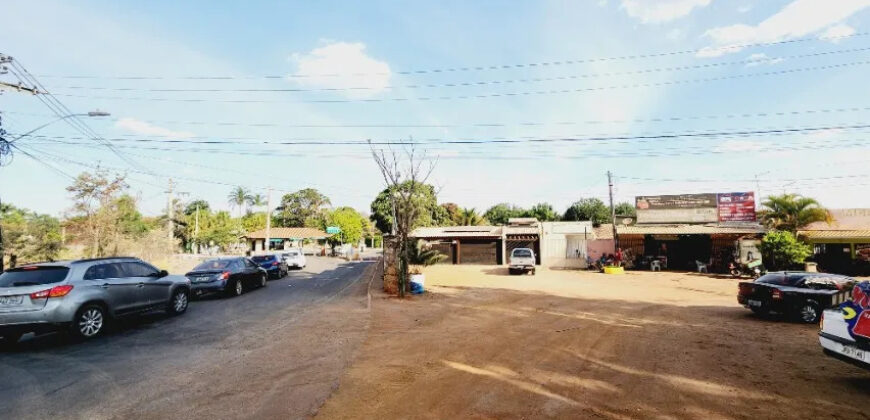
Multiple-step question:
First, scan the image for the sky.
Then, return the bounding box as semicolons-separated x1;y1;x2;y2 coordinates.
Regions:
2;0;870;218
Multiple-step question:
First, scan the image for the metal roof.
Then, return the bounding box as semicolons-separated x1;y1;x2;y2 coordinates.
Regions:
798;230;870;239
244;227;329;239
411;226;503;238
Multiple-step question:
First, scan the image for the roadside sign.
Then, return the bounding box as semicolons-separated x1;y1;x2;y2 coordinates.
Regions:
326;226;341;234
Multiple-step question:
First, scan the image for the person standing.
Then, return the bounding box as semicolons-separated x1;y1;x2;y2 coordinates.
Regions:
615;248;624;267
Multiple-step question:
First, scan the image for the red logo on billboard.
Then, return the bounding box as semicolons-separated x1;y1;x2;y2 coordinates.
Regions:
717;192;756;222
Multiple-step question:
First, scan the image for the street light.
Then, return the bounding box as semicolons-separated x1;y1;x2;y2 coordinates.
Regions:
10;110;111;143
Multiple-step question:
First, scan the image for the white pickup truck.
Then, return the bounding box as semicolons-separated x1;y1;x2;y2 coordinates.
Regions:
819;299;870;370
508;248;536;275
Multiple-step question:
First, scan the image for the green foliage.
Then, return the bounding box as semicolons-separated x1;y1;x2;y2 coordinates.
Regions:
563;198;611;225
406;239;447;267
454;207;487;226
440;203;460;226
241;212;267;233
759;231;812;270
1;203;63;265
184;199;211;215
370;181;443;233
760;194;829;232
315;207;367;245
66;169;131;257
483;203;526;225
526;202;559;222
115;195;149;238
276;188;331;227
227;186;252;217
197;211;238;249
614;202;637;217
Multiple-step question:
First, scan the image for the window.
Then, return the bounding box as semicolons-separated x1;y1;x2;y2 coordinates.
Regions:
244;259;257;269
194;259;234;271
122;262;160;277
251;256;272;263
0;266;70;287
83;263;126;280
512;249;533;258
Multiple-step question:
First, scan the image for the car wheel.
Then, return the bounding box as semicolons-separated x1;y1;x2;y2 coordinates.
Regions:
531;269;536;275
0;332;23;349
229;279;244;297
259;274;267;288
797;301;821;324
168;289;189;315
71;304;106;339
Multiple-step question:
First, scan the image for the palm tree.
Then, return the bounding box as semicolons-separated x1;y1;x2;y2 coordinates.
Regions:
406;239;447;269
760;193;830;232
454;207;487;226
227;186;252;219
249;193;266;213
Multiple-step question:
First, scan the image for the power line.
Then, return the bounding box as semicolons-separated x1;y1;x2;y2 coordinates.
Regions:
31;31;870;80
41;46;870;94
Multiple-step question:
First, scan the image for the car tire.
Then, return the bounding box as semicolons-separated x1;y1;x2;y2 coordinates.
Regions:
508;268;516;275
797;301;821;324
167;289;189;316
531;269;536;275
228;279;244;297
71;304;106;340
259;274;267;288
0;332;23;349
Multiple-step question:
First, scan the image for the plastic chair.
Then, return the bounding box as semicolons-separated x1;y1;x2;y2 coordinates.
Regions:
650;260;662;271
695;260;708;273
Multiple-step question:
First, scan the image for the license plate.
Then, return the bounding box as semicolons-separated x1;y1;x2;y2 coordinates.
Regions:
747;299;762;308
196;276;211;283
0;296;24;306
841;344;868;362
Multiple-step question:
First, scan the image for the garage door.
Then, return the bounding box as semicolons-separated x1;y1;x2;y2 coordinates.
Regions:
460;241;498;265
429;242;455;264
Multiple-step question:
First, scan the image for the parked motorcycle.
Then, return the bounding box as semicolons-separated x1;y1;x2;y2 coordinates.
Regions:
729;259;765;279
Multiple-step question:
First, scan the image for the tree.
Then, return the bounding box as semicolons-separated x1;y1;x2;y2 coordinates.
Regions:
440;203;460;225
614;202;637;217
371;145;436;298
227;186;252;219
525;202;559;221
483;203;526;225
454;208;487;226
184;199;211;216
66;169;129;257
198;210;238;249
249;193;266;213
760;231;812;270
115;194;149;238
760;194;830;232
370;181;444;234
323;207;367;245
241;212;267;233
407;239;447;271
0;204;62;266
563;198;611;225
276;188;331;227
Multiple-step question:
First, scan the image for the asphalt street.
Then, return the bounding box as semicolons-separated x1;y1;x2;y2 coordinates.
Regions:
0;256;374;420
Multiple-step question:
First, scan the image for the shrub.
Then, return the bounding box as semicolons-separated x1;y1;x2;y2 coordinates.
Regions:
759;231;812;271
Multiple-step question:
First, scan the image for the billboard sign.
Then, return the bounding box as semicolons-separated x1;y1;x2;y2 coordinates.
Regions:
636;194;717;210
717;192;756;222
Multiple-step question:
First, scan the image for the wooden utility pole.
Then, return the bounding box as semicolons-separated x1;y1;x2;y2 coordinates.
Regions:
608;171;618;253
166;178;175;240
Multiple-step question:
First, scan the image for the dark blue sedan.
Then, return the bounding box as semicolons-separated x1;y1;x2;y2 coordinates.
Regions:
250;254;288;279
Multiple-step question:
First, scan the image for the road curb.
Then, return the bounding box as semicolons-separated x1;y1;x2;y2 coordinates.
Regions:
367;257;382;311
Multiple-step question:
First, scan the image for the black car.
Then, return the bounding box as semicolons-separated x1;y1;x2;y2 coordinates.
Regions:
737;271;855;323
185;257;267;298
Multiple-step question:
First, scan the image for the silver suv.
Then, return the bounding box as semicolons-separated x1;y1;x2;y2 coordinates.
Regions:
0;257;191;346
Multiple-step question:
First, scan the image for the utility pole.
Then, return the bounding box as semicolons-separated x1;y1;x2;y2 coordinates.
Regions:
607;171;618;253
265;188;272;252
194;202;200;253
166;178;175;240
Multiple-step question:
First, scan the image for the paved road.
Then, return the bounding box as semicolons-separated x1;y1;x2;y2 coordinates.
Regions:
0;257;375;420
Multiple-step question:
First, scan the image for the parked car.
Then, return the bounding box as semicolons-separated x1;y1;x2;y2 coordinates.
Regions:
281;249;307;269
819;282;870;370
0;257;191;346
185;257;267;298
737;272;855;323
508;248;536;275
250;254;288;279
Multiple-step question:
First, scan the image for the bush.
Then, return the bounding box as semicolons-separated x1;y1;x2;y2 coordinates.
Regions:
759;231;812;271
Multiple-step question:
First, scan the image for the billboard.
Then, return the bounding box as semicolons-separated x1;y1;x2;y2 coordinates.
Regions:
717;192;756;222
636;194;718;210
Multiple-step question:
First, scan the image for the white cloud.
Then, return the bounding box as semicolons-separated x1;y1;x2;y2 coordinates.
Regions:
620;0;711;24
820;23;857;42
737;5;752;13
289;41;391;99
698;0;870;57
115;118;194;139
744;52;784;67
714;139;764;152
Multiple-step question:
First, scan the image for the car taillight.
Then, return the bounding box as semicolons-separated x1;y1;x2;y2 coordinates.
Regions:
272;261;279;266
772;289;783;300
30;285;74;299
219;272;230;281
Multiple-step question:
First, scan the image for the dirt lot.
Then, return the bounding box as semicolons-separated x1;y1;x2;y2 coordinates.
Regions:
317;266;870;419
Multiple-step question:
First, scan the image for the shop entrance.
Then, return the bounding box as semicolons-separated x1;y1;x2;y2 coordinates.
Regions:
644;234;712;271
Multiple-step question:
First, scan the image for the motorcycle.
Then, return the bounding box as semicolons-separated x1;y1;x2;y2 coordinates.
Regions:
729;259;765;279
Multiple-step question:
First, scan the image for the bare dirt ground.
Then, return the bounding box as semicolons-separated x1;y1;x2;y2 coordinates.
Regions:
317;265;870;419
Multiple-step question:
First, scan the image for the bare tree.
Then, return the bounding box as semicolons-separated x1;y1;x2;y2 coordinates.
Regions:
370;142;436;298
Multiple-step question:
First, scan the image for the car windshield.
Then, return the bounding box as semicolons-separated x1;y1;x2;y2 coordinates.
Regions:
512;249;532;258
193;259;234;271
0;266;70;287
251;256;273;262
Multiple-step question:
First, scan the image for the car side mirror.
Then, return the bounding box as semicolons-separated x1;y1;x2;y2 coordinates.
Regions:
158;270;169;278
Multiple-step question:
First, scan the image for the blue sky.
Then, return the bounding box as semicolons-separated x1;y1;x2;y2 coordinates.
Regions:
2;0;870;217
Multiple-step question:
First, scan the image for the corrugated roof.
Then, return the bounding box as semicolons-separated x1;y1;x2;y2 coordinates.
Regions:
244;227;329;239
802;208;870;231
616;224;766;235
411;226;502;238
798;230;870;239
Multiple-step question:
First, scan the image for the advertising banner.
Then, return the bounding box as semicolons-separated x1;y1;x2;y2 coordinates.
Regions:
636;194;717;210
717;192;756;222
